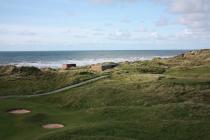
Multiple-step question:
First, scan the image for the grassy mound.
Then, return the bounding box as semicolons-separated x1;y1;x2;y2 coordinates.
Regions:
0;66;98;96
119;60;168;74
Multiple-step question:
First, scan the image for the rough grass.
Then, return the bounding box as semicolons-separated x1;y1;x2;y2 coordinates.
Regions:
1;71;208;140
0;66;98;96
165;66;210;77
0;50;210;140
119;60;168;74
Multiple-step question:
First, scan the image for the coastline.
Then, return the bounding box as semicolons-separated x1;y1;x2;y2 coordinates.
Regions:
0;55;172;70
0;50;187;68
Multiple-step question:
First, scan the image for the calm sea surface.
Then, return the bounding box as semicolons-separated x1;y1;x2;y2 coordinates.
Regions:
0;50;188;68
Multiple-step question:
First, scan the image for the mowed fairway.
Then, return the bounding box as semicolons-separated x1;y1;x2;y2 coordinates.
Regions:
1;50;210;140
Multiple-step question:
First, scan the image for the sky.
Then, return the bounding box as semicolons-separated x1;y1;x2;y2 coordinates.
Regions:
0;0;210;51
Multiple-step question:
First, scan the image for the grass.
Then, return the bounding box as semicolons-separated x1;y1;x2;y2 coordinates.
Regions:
0;66;99;96
0;50;210;140
165;66;210;77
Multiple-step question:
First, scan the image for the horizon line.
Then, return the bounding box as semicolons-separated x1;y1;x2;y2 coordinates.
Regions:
0;49;195;52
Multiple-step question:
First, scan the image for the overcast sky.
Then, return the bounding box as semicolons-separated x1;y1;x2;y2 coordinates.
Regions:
0;0;210;51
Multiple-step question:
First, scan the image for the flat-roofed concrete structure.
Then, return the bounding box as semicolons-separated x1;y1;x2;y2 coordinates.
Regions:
62;64;76;70
91;63;118;72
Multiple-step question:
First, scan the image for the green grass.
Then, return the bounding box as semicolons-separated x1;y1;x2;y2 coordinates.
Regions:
0;67;98;96
0;72;210;140
165;66;210;77
119;60;168;74
0;50;210;140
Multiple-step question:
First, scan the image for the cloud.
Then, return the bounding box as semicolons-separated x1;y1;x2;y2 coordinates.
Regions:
108;29;131;40
0;24;75;45
156;16;169;27
121;16;131;23
150;32;158;38
175;28;194;40
158;0;210;39
74;35;87;38
169;0;209;13
17;31;37;36
138;26;147;32
0;24;122;45
137;23;148;32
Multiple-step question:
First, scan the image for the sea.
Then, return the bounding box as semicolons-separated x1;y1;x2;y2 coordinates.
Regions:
0;50;188;68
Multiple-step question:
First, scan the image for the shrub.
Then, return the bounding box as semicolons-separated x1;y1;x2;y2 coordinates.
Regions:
17;66;41;75
0;65;17;75
137;66;166;74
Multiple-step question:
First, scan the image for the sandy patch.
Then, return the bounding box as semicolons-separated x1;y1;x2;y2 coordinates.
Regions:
42;124;64;129
8;109;31;114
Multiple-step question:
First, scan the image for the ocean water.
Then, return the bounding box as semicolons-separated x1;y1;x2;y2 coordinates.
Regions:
0;50;188;68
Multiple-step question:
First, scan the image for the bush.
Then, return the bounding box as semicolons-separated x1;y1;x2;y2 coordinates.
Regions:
0;65;17;75
78;71;94;75
137;66;166;74
17;66;41;75
135;61;167;74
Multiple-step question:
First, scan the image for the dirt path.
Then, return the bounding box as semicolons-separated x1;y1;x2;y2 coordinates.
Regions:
0;75;108;99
